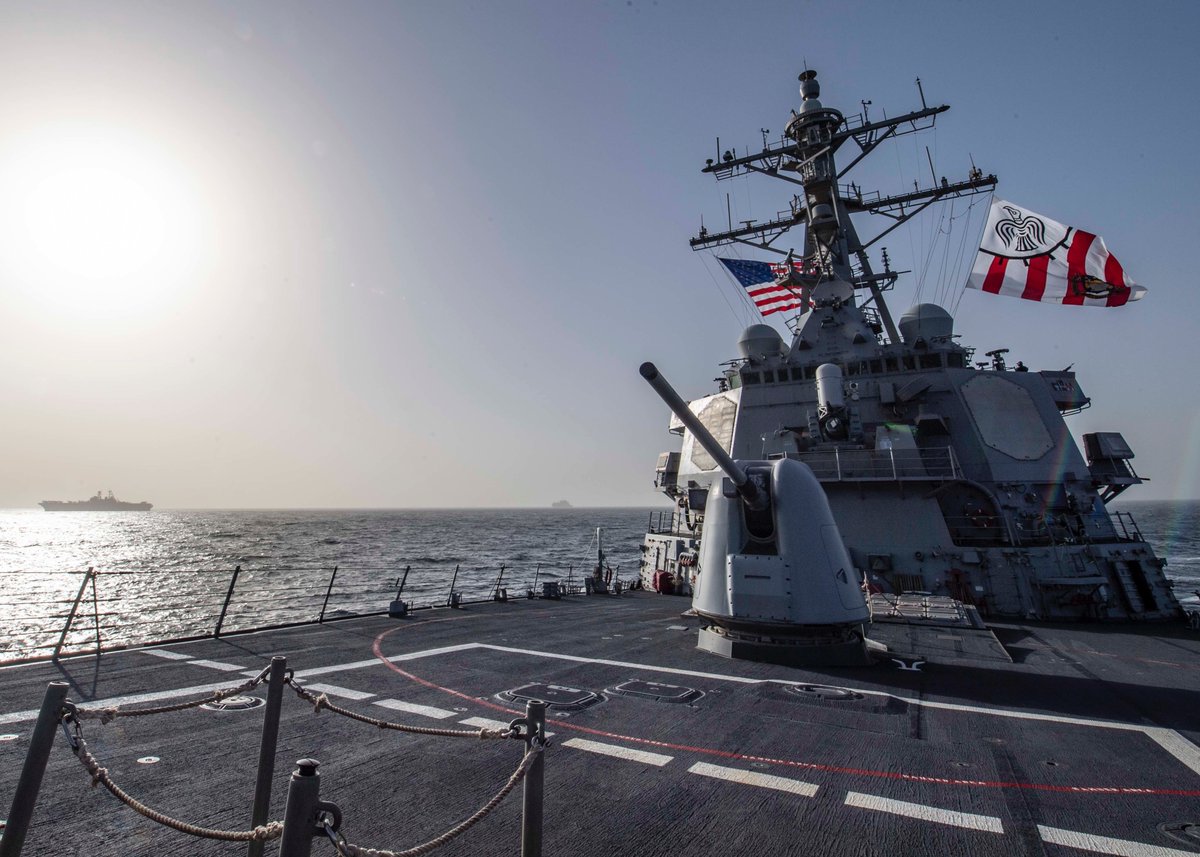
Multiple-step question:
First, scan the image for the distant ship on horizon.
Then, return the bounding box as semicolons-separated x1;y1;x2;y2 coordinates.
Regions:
39;491;153;512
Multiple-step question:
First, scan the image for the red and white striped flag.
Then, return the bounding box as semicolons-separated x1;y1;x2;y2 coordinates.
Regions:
966;199;1147;307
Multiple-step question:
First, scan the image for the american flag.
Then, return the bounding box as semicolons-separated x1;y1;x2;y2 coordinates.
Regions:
718;258;809;317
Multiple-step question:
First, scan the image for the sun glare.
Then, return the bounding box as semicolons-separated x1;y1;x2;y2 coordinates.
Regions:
1;129;204;317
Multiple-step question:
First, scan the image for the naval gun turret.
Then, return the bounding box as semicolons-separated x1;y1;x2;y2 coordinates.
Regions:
640;362;872;666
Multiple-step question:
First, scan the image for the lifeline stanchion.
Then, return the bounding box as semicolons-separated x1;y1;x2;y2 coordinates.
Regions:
318;568;338;623
520;700;547;857
276;760;341;857
248;657;288;857
0;681;70;857
215;564;242;638
52;568;94;659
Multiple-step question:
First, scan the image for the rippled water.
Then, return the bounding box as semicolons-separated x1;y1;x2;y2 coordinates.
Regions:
1;501;1195;662
1111;499;1200;606
0;507;657;661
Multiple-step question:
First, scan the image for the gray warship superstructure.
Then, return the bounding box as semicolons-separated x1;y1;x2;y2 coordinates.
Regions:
39;491;152;512
640;70;1180;624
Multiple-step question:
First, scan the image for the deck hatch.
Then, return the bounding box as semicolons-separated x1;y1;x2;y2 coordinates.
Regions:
499;682;602;711
785;684;862;702
609;679;702;704
201;695;265;712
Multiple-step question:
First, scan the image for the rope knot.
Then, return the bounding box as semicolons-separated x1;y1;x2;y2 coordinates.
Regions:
314;693;329;714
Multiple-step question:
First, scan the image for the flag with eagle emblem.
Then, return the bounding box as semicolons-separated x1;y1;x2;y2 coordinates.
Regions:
966;199;1146;306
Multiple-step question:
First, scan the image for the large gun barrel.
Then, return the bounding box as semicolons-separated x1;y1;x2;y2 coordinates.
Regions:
639;362;763;509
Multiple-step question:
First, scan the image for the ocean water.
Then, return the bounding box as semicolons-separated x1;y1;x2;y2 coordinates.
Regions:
0;507;658;662
0;501;1195;662
1110;499;1200;604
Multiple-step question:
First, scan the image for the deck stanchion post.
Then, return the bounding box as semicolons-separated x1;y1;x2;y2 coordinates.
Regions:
276;759;323;857
520;699;546;857
318;567;338;623
52;568;93;660
247;657;288;857
215;565;241;638
89;571;101;656
0;681;70;857
447;564;460;608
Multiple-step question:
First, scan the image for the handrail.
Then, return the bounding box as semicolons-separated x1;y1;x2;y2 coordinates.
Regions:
0;559;587;665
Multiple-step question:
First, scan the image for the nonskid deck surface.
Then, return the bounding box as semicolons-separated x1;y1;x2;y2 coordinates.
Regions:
1;593;1198;856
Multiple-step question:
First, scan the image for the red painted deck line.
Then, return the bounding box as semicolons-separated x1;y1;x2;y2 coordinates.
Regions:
371;628;1200;797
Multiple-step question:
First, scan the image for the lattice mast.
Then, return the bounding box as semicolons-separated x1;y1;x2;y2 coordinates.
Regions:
692;70;997;343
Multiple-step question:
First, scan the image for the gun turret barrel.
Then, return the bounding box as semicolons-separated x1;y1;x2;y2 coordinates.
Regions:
639;362;763;509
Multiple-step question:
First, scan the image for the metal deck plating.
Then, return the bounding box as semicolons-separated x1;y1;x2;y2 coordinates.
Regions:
2;593;1198;856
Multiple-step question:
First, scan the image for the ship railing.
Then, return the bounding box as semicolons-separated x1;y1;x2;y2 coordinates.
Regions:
1109;510;1145;542
0;560;588;665
789;445;962;482
646;508;700;538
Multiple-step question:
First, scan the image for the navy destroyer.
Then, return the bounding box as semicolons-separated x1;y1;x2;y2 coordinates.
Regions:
639;69;1179;640
2;69;1198;857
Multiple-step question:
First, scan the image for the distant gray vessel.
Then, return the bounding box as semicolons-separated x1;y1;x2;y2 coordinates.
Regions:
39;491;152;512
639;69;1179;628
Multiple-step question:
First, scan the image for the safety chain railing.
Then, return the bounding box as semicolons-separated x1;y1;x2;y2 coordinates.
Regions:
63;721;284;843
0;658;548;857
69;664;273;724
287;678;516;740
324;746;542;857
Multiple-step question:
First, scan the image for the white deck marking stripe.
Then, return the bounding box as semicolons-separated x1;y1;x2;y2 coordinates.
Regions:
302;683;375;701
141;649;193;661
459;717;555;737
471;643;1200;776
187;659;247;672
475;644;1144;729
563;737;673;767
290;643;480;678
2;639;1198;786
844;791;1003;833
1143;728;1200;778
461;717;512;731
374;699;457;719
0;679;245;726
688;762;818;797
1038;824;1200;856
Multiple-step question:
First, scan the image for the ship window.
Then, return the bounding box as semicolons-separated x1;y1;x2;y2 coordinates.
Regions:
847;363;860;376
885;357;899;372
742;372;761;385
920;354;942;369
869;359;883;374
791;368;805;381
902;356;916;370
947;353;965;368
761;370;774;383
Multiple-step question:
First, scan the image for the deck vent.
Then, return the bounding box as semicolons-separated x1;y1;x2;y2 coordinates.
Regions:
785;684;862;702
609;680;702;704
201;695;265;712
499;683;602;712
1159;822;1200;848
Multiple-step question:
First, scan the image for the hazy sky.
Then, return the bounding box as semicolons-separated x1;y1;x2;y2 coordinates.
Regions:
2;1;1198;508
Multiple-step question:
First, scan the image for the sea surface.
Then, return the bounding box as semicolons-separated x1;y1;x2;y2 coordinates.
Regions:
0;501;1196;662
0;507;660;662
